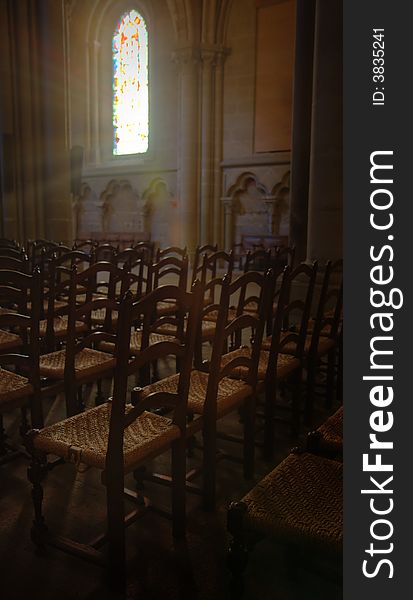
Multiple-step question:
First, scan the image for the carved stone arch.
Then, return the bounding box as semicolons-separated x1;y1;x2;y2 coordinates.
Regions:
166;0;197;44
75;182;102;237
227;172;269;214
142;178;178;247
216;0;234;45
100;179;145;234
271;170;291;237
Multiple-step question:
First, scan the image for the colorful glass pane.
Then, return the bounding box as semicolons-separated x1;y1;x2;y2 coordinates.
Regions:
113;10;148;155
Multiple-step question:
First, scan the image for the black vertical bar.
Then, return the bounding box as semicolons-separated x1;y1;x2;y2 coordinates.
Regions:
344;1;412;597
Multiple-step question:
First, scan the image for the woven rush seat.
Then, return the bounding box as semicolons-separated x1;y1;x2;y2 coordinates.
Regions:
39;347;115;379
33;403;180;472
242;451;342;552
262;333;335;357
0;329;23;351
220;346;300;381
142;369;250;416
28;299;67;314
38;316;88;338
0;368;33;406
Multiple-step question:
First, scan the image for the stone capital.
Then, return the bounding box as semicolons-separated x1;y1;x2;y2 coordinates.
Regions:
171;46;201;67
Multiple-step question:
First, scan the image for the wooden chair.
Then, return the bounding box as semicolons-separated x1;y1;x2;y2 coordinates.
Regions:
38;264;128;415
200;251;234;320
227;449;342;599
243;248;272;273
262;262;318;452
0;268;42;463
0;238;20;249
132;241;155;265
148;255;189;317
191;243;218;285
141;271;273;510
26;281;202;588
305;259;343;423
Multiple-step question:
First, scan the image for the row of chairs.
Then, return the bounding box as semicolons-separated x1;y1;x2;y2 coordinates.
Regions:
0;236;342;591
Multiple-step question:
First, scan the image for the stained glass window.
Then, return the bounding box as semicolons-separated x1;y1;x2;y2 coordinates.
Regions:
112;10;148;155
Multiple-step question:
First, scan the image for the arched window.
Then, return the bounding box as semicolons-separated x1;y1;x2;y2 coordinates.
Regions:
112;9;148;156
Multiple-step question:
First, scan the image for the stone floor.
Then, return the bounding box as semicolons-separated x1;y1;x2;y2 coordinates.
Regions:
0;374;342;600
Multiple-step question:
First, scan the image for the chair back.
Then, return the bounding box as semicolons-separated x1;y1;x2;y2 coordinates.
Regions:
0;267;42;427
105;281;202;474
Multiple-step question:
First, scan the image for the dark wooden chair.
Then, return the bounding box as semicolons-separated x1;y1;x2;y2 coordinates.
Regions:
0;268;42;463
92;243;118;264
305;259;343;423
132;241;155;265
141;271;273;510
191;243;218;285
148;255;189;317
261;262;318;452
227;449;342;599
243;248;272;273
26;280;202;588
38;263;129;415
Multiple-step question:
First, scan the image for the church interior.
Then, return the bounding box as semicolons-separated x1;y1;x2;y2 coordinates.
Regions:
0;0;343;598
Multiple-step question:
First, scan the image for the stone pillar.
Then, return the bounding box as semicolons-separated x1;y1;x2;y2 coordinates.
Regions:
289;0;316;262
212;49;228;248
199;48;216;245
306;0;343;263
222;196;234;251
173;47;200;255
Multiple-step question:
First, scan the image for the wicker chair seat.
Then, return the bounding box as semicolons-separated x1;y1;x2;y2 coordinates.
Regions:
242;452;342;552
0;368;33;407
220;346;300;381
33;403;180;472
0;329;23;351
39;348;115;379
38;317;88;338
28;299;67;314
99;331;178;355
142;369;250;416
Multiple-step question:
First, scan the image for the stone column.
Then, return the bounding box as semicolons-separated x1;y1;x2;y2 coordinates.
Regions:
199;48;216;245
212;49;229;248
222;196;234;251
173;47;200;255
288;0;316;262
306;0;343;263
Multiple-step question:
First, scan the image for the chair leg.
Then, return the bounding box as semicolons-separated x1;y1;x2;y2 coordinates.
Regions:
291;369;302;437
263;383;275;460
106;475;126;591
326;349;336;408
0;415;7;456
243;395;256;480
227;502;249;600
202;421;217;511
304;359;316;426
95;379;104;405
337;336;343;404
171;436;186;538
26;435;48;547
